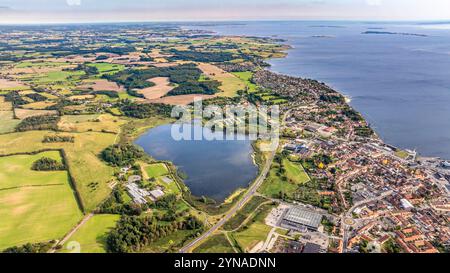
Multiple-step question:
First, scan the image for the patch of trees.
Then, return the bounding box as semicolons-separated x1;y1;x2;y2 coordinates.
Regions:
45;99;77;114
32;157;65;171
94;90;119;98
69;64;98;77
43;135;75;143
354;126;374;138
106;215;203;253
342;107;363;122
5;91;28;106
96;46;136;56
101;144;144;167
168;49;234;63
2;242;54;253
140;56;153;62
167;80;221;96
25;93;47;102
320;94;345;104
16;115;60;132
383;239;402;253
119;100;172;119
96;55;109;61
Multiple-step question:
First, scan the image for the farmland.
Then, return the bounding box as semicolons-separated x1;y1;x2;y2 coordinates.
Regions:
0;131;117;211
60;214;120;253
0;151;83;250
0;23;290;253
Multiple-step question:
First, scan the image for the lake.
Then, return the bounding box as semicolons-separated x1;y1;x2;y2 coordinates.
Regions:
189;21;450;159
135;123;259;202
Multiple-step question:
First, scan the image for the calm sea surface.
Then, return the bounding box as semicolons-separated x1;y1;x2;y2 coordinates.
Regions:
189;21;450;159
135;124;258;202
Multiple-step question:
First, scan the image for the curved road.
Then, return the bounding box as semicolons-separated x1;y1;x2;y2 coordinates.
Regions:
179;109;291;253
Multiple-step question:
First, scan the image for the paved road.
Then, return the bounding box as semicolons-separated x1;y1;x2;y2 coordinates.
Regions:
180;152;276;252
179;110;292;253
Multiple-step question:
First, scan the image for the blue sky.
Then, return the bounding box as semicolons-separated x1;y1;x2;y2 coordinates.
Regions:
0;0;449;24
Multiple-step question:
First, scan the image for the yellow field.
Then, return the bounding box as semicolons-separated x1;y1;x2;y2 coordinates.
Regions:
58;114;127;134
0;96;12;111
14;108;58;120
0;131;117;211
22;101;57;110
197;62;246;97
0;111;20;134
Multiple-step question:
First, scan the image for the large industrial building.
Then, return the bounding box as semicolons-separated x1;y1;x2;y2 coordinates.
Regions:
280;207;323;232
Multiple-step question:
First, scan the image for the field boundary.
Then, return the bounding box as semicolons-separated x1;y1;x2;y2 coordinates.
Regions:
0;148;86;213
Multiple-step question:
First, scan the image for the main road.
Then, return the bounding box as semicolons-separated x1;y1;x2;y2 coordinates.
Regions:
179;109;292;253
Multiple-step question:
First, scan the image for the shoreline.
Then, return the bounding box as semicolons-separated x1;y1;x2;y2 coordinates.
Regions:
260;38;446;161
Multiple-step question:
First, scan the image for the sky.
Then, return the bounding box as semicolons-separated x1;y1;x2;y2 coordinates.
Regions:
0;0;449;24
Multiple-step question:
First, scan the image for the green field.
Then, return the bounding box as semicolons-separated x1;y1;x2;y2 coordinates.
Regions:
0;131;117;211
145;163;169;178
283;159;310;184
232;71;258;93
61;214;120;253
194;234;236;253
223;196;268;231
86;63;125;76
142;229;197;253
0;151;83;250
259;166;298;198
0;111;20;134
231;204;274;252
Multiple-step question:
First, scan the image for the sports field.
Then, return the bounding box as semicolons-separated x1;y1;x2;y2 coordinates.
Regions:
145;163;169;178
0;151;83;250
283;159;310;184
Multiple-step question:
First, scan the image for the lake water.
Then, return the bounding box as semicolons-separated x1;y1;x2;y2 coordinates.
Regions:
135;123;259;202
188;21;450;159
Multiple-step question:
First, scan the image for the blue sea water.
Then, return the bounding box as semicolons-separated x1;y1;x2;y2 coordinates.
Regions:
189;21;450;159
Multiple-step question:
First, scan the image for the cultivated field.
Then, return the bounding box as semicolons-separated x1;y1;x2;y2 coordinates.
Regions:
58;114;127;134
0;151;83;250
0;131;117;211
139;77;174;100
60;214;120;253
150;94;216;105
78;79;125;92
14;108;58;120
0;111;20;134
197;62;246;97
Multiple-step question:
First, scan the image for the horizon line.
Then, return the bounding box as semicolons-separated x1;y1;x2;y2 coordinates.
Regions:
1;18;449;26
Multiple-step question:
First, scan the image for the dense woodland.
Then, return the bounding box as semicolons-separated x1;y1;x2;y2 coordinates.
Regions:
31;157;66;171
118;100;172;119
16;115;60;132
106;215;203;253
101;144;144;167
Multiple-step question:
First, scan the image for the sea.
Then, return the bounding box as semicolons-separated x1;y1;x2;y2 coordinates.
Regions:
187;21;450;159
